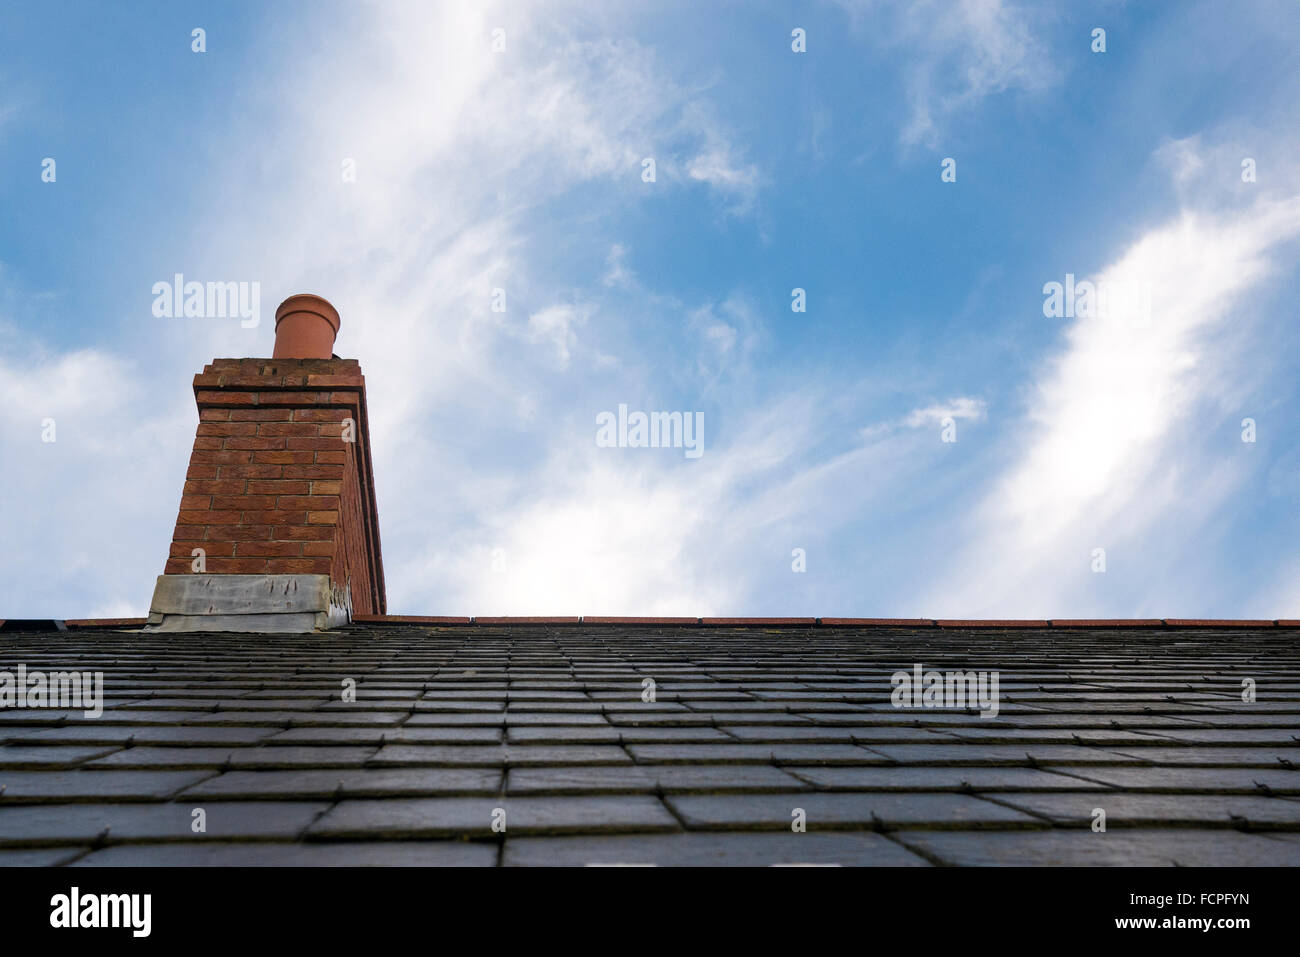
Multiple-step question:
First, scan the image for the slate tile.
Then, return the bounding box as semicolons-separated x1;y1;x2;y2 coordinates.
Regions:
0;801;329;845
864;744;1141;766
403;713;510;726
180;768;500;800
502;713;609;726
896;828;1300;866
0;847;88;866
264;726;502;745
507;764;807;795
783;766;1109;791
17;725;273;746
506;726;624;744
503;831;929;866
0;746;119;768
752;725;962;743
1102;747;1300;767
1055;766;1300;793
368;745;631;767
628;744;885;765
1137;729;1300;745
309;796;678;838
666;792;1039;829
0;769;212;801
72;840;499;866
991;792;1300;828
85;746;376;769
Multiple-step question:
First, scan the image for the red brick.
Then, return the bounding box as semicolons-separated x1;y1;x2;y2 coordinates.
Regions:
306;510;339;525
185;464;218;480
171;523;206;542
302;541;337;557
198;422;259;437
235;541;303;558
257;423;320;437
210;494;277;511
936;620;1051;628
178;509;241;525
205;525;273;541
293;409;348;422
306;374;365;388
475;617;582;625
255;391;330;405
1163;619;1276;628
190;450;253;465
211;496;278;512
278;496;340;510
246;480;310;495
266;558;331;574
286;436;339;451
229;408;293;421
219;465;284;479
314;451;346;464
178;494;211;510
272;525;334;540
198;408;230;422
282;465;344;480
224;436;287;451
203;558;271;573
252;451;315;464
1049;619;1166;628
195;390;255;405
184;479;247;495
170;541;234;557
192;436;223;451
239;510;308;526
310;481;342;495
583;617;700;625
701;617;817;627
219;375;285;388
819;618;936;627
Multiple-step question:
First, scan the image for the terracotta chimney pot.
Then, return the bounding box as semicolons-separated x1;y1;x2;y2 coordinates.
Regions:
273;294;341;359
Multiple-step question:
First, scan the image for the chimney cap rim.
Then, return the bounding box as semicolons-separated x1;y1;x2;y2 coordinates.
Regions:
274;293;341;333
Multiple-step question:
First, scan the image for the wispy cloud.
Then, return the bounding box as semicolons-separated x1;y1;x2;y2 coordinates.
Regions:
925;139;1300;616
904;397;987;428
837;0;1058;147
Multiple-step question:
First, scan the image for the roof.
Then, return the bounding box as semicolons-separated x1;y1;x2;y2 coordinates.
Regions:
2;620;1299;866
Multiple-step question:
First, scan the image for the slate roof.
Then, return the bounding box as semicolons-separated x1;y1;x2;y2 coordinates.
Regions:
2;620;1300;866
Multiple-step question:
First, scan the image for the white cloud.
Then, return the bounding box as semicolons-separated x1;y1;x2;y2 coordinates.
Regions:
601;243;634;288
526;304;587;366
838;0;1058;147
924;155;1300;615
904;397;987;428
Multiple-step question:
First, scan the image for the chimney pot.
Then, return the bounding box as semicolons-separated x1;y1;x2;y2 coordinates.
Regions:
273;294;341;359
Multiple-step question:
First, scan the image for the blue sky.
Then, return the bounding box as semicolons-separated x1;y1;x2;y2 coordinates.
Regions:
2;0;1299;619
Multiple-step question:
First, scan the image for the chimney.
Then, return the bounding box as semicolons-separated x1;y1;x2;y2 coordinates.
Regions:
147;294;386;632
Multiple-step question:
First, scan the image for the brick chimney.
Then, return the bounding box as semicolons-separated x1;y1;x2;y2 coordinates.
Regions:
147;294;386;632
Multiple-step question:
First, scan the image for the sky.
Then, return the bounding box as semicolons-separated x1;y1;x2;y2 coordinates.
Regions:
1;0;1298;620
